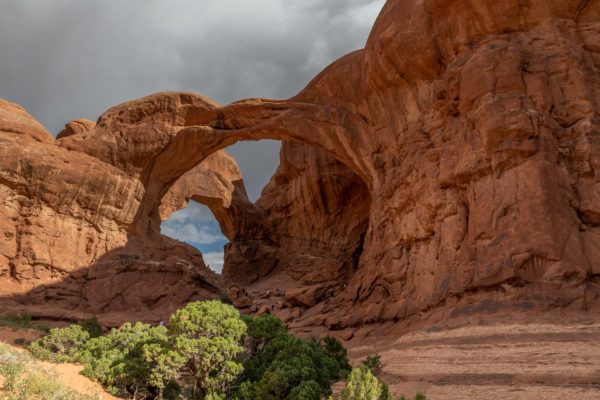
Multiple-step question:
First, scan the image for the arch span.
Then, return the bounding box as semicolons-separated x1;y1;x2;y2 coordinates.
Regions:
60;92;375;237
79;90;377;290
142;97;374;236
157;135;373;296
52;89;376;306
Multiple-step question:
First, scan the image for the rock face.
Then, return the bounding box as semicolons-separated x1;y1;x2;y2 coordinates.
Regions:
222;142;371;316
0;95;241;324
228;0;600;331
1;0;600;334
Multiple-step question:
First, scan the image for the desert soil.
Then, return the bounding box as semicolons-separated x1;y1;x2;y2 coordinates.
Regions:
0;327;121;400
348;316;600;400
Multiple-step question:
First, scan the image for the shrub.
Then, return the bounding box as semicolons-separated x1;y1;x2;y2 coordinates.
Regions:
243;313;287;357
79;322;180;399
340;366;383;400
80;316;102;338
28;324;89;362
219;293;233;305
320;336;352;377
13;338;30;346
15;313;31;327
339;358;395;400
25;301;353;400
0;344;26;391
0;344;97;399
27;302;247;399
234;316;346;400
287;380;322;400
398;393;427;400
0;313;32;329
360;354;391;400
379;383;392;400
361;354;383;376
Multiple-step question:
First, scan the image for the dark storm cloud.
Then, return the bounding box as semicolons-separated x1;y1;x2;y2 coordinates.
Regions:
0;0;383;199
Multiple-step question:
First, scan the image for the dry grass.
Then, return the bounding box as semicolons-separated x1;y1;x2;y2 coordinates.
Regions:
0;343;100;400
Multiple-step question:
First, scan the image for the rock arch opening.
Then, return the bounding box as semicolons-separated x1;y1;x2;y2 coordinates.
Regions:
159;139;282;274
161;201;228;273
157;135;372;304
7;91;378;324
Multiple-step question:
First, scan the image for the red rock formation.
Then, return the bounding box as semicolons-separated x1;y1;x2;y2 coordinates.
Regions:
55;119;96;139
1;0;600;334
0;95;238;324
223;142;370;314
224;0;600;332
159;151;251;241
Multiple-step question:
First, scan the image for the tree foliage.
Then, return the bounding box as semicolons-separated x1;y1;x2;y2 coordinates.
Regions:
361;354;383;376
232;314;350;400
79;322;179;398
169;300;246;399
399;393;427;400
80;315;102;338
28;324;89;363
321;336;352;377
340;366;383;400
26;301;383;400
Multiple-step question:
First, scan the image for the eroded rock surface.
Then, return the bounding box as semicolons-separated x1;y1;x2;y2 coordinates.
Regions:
223;142;370;319
0;95;238;324
347;312;600;399
227;0;600;332
1;0;600;336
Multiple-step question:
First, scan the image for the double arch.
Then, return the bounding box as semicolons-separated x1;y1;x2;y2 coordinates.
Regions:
105;93;376;238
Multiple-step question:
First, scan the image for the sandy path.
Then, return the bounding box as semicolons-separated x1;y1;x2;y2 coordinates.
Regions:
0;327;122;400
349;320;600;400
36;358;122;400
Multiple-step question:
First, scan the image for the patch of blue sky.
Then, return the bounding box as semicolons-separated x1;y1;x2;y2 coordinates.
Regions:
161;202;228;273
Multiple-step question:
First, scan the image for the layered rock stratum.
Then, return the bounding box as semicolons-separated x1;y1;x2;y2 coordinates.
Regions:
0;0;599;354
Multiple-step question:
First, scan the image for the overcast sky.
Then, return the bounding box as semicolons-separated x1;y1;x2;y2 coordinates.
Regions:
0;0;384;272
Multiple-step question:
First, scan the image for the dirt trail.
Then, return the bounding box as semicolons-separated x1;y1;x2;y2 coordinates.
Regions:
349;319;600;400
0;327;122;400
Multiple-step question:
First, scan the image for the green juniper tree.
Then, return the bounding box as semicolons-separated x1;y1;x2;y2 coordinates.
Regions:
28;324;89;363
77;322;183;399
234;317;346;400
169;300;247;399
27;301;359;400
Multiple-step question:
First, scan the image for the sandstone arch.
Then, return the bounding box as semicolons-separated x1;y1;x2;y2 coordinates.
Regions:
157;135;372;293
2;0;600;331
159;150;252;243
54;89;376;241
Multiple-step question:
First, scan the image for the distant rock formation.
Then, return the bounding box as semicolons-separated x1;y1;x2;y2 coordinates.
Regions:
1;0;600;333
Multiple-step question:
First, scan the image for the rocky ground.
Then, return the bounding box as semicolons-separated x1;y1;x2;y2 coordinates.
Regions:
347;313;600;399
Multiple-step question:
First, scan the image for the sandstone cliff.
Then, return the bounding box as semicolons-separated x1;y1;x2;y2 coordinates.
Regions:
228;0;600;332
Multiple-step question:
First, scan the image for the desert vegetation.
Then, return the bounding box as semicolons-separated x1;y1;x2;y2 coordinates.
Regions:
0;343;98;400
334;354;425;400
23;300;424;400
0;313;50;334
